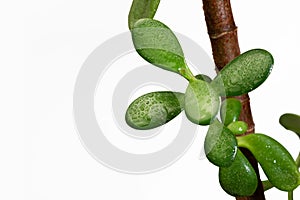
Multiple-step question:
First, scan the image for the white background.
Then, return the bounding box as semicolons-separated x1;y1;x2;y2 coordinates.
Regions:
4;0;299;199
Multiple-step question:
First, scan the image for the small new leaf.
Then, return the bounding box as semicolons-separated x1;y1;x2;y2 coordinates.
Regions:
227;121;248;135
220;98;242;126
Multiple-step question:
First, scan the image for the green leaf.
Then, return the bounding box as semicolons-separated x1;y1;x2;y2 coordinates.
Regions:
296;152;300;169
195;74;212;83
211;49;274;96
262;180;274;191
125;91;184;130
279;113;300;138
238;134;300;191
128;0;160;30
227;121;248;135
131;18;194;80
220;98;242;126
184;80;220;125
204;120;237;167
219;149;258;197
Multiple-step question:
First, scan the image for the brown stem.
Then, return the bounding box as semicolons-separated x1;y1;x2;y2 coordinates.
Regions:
202;0;265;199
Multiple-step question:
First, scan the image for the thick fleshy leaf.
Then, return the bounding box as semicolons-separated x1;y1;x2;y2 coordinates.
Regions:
220;98;242;126
212;49;274;96
219;149;258;197
184;80;220;125
125;91;184;130
128;0;160;30
238;134;300;191
131;19;194;80
204;120;237;167
227;121;248;135
279;113;300;137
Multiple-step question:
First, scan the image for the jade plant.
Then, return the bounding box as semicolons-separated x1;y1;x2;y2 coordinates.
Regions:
124;0;300;199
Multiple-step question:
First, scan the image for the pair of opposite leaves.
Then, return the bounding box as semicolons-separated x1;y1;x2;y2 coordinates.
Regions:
126;18;274;130
205;99;300;196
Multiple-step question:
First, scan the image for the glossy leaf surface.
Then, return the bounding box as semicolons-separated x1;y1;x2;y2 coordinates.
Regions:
238;134;300;191
205;120;237;167
219;149;258;197
184;80;220;125
132;19;193;80
126;91;184;130
227;121;248;135
212;49;274;96
220;98;242;126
